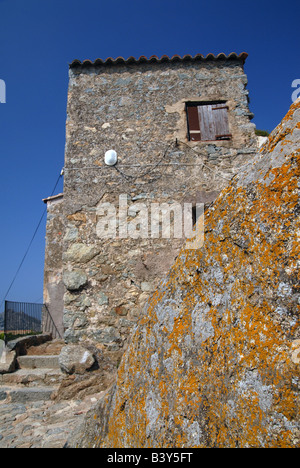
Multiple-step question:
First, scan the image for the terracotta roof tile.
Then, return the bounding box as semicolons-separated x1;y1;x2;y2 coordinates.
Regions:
69;52;248;68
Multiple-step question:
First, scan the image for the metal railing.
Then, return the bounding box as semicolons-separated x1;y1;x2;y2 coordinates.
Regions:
3;301;62;342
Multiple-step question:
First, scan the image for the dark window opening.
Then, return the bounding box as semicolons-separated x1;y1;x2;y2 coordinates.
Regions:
186;101;231;142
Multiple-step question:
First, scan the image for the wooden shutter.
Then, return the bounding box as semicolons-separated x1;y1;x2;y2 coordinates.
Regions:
212;103;231;140
198;104;216;141
186;102;231;141
186;105;201;141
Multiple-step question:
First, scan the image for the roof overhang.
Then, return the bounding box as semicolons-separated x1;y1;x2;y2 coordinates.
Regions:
69;52;248;69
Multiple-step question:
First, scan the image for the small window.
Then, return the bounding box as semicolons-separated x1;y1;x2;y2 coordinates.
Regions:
186;101;231;142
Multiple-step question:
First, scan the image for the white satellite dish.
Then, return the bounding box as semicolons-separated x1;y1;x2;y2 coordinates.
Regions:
105;149;118;166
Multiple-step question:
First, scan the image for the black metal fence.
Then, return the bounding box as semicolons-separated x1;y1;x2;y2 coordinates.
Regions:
2;301;62;341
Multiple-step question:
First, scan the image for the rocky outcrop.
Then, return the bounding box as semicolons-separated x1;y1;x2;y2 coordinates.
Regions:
69;100;300;448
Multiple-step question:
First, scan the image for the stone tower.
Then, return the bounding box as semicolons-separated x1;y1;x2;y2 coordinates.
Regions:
44;53;257;368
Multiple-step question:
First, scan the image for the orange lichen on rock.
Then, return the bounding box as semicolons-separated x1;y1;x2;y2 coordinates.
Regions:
69;100;300;448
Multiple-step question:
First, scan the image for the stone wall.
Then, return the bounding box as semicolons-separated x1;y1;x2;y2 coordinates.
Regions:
61;55;257;365
69;99;300;449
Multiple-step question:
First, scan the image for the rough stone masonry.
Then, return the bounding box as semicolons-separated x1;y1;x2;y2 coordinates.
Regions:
68;98;300;449
44;53;257;371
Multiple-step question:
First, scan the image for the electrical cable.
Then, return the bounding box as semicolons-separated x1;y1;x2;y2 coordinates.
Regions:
64;140;234;181
0;171;63;311
113;142;173;181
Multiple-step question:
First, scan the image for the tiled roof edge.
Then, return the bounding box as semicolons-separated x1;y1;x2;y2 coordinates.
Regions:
69;52;248;69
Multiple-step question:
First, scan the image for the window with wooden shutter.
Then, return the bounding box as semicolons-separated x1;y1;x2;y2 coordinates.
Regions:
186;102;231;142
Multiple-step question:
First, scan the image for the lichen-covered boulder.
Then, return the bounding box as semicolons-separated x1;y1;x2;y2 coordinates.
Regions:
69;99;300;448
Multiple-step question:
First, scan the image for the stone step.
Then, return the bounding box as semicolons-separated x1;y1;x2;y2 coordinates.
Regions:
0;386;58;403
18;355;60;370
0;368;64;387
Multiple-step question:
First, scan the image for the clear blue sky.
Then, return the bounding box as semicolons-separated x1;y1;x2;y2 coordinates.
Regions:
0;0;299;311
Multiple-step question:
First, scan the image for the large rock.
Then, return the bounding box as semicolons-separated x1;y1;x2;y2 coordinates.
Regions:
0;349;17;374
69;100;300;448
59;344;95;375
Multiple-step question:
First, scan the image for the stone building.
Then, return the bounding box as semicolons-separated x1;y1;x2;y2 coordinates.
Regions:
43;52;257;367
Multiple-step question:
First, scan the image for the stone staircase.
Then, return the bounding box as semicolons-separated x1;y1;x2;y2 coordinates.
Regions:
0;339;64;403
